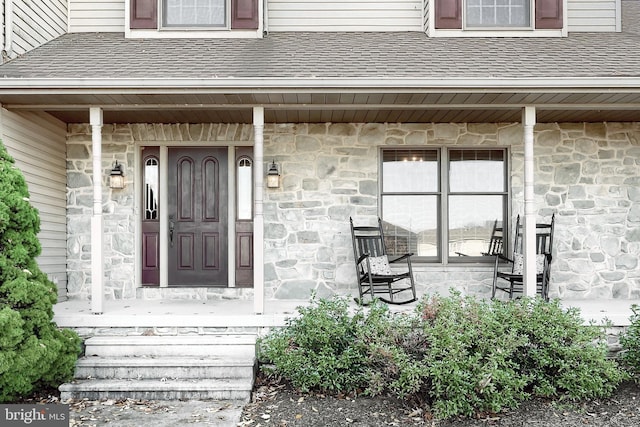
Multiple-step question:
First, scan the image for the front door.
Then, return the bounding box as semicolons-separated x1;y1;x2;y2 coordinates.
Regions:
167;147;228;286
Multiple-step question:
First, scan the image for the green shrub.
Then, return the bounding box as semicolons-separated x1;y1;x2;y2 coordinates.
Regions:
0;141;82;402
355;300;429;398
620;304;640;377
259;291;625;420
507;298;624;400
420;294;531;418
419;293;624;419
258;294;371;393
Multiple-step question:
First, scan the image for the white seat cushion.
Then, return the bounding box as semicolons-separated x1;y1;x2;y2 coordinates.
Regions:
368;255;392;275
513;253;546;275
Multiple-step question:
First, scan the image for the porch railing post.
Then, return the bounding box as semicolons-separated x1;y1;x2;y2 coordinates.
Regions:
253;107;265;314
90;107;104;314
522;106;537;297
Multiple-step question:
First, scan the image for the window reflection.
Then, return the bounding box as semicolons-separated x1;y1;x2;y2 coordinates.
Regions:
381;148;508;261
144;157;159;220
237;157;252;220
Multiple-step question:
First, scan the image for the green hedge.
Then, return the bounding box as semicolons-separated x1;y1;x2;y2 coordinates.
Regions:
259;292;625;419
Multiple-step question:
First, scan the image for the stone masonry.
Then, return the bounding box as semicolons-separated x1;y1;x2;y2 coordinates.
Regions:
66;122;640;301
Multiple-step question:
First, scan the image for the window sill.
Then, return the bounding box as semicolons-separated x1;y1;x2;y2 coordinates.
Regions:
126;29;263;39
427;28;566;38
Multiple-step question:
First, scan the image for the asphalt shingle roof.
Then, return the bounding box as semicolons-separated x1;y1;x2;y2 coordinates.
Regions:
0;2;638;81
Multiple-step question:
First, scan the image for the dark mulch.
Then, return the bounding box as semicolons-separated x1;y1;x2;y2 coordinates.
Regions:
238;374;640;426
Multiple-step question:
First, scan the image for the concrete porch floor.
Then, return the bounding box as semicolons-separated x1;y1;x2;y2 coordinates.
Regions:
53;297;640;329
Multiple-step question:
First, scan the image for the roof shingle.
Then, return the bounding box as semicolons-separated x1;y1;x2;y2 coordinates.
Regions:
0;1;639;81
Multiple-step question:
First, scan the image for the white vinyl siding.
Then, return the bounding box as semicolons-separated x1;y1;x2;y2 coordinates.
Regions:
69;0;125;32
567;0;621;32
1;110;68;301
268;0;423;32
6;0;66;57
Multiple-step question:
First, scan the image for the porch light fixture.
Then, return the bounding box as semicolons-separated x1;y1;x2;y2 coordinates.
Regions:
109;161;125;189
266;160;280;188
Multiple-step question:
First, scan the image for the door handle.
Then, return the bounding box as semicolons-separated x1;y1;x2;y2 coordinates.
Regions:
169;215;175;247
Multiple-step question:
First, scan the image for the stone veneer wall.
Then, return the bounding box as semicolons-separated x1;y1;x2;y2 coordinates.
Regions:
66;123;253;299
66;122;640;301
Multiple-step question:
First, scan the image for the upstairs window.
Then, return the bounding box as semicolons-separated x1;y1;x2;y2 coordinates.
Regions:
130;0;259;30
434;0;562;30
164;0;226;28
466;0;531;28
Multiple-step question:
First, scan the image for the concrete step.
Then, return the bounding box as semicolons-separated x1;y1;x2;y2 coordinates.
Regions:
83;335;256;358
61;334;258;402
74;356;256;380
60;378;252;401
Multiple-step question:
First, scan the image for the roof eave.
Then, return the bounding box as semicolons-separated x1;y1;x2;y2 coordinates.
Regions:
1;77;640;93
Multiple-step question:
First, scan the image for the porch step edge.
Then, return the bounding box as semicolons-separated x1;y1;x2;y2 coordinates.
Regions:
59;378;252;402
75;355;256;367
84;335;257;346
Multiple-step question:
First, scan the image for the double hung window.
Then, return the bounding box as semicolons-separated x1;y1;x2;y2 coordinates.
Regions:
163;0;226;28
434;0;562;30
466;0;531;28
381;148;508;262
130;0;259;31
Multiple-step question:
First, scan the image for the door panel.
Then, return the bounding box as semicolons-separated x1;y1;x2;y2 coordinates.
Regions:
169;147;228;286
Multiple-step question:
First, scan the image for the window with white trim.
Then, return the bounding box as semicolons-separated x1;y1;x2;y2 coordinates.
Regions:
130;0;259;31
163;0;226;28
434;0;562;31
381;148;508;262
466;0;531;28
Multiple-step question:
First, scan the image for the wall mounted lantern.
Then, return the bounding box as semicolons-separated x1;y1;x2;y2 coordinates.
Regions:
109;161;125;189
266;160;280;188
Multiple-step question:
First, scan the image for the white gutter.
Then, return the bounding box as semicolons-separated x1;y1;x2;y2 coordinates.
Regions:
2;0;13;60
0;77;639;91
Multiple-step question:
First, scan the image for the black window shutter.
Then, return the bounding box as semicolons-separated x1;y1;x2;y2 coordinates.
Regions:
231;0;259;29
131;0;158;29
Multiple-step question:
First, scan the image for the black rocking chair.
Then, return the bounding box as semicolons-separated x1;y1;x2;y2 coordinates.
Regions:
456;219;505;257
491;214;555;301
350;217;417;305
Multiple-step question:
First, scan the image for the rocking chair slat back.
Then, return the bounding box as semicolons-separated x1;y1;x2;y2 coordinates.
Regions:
350;217;417;305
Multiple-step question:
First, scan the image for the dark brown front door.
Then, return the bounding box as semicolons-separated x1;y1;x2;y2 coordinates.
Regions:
168;147;228;286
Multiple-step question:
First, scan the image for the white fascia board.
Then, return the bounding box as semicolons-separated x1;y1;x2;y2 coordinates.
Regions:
0;77;639;92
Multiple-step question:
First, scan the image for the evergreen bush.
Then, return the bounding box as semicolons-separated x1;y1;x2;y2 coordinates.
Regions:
0;141;81;402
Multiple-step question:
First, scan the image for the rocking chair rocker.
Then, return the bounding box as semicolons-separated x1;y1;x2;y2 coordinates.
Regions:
350;217;417;305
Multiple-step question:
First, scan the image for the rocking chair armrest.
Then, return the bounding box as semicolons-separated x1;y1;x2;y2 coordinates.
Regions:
357;253;372;266
388;253;414;264
495;253;514;264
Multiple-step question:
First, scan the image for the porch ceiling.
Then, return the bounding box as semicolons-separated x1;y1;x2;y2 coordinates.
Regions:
2;90;640;124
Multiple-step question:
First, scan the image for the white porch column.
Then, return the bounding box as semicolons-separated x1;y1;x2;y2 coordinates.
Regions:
522;106;537;297
90;107;104;314
253;107;265;314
